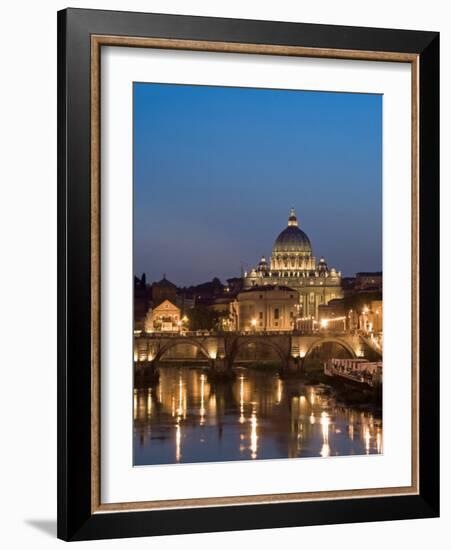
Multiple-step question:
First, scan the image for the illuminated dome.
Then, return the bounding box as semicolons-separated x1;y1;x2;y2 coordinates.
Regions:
243;208;343;320
273;208;312;254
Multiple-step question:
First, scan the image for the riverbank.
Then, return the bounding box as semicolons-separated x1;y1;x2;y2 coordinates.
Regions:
306;373;381;410
300;360;382;410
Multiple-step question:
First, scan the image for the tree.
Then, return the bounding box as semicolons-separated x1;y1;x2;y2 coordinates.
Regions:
188;306;229;332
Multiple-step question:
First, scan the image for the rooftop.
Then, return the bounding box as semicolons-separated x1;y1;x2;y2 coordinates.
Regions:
241;284;298;294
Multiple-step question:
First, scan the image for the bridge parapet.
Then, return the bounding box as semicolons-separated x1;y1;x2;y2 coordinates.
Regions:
134;331;366;371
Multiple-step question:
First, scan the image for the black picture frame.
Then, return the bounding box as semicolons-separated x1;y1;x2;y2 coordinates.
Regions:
57;7;439;541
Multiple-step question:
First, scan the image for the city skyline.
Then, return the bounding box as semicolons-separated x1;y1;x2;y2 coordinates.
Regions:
134;83;382;286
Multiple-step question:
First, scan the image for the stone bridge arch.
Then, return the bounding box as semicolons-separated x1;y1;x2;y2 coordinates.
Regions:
154;337;211;363
304;337;357;361
227;336;290;368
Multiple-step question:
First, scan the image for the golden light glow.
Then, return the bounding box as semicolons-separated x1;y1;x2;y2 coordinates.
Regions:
320;411;330;441
207;342;218;359
363;425;371;454
320;442;330;457
250;409;258;459
208;394;217;415
320;411;330;457
147;388;152;417
133;389;138;421
176;375;186;418
239;375;245;424
175;423;181;462
376;429;382;453
309;387;316;406
199;374;206;426
276;378;283;403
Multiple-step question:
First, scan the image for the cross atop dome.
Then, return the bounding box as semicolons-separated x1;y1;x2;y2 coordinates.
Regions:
288;207;298;227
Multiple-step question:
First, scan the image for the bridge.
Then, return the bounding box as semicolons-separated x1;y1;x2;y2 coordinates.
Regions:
134;331;375;379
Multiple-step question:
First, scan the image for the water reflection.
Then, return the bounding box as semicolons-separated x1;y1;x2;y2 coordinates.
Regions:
133;366;382;465
320;411;330;458
250;408;258;460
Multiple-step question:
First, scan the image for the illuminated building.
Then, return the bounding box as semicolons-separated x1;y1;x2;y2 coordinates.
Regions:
236;285;299;331
244;208;343;319
318;298;346;331
359;300;383;335
145;299;181;332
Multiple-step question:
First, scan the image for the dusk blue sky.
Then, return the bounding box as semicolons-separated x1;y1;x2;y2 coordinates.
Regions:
134;83;382;286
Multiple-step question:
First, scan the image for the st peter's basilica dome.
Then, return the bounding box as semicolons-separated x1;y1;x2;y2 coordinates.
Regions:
272;208;312;255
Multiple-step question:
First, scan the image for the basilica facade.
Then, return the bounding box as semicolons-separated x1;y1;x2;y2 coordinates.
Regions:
243;208;343;319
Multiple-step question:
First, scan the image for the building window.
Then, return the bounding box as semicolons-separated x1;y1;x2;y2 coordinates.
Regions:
259;312;263;319
274;308;280;320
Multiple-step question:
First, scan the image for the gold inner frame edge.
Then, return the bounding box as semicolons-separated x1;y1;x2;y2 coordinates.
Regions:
90;35;420;514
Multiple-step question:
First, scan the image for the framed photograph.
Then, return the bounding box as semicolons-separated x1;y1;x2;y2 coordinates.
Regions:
57;8;439;541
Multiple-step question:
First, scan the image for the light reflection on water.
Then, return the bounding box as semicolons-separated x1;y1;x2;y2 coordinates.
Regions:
133;366;382;466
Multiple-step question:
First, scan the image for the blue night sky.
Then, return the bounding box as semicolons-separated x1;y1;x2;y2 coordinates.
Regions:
134;83;382;286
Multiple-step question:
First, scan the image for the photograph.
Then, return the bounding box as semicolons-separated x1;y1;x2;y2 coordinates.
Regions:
132;82;384;466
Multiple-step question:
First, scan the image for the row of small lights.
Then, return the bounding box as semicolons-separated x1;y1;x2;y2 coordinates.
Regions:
136;304;377;334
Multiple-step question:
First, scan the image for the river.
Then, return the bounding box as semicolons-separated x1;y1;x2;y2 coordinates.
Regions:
133;365;382;465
